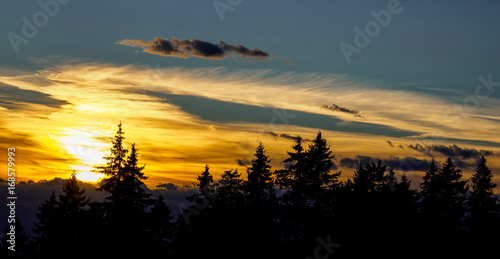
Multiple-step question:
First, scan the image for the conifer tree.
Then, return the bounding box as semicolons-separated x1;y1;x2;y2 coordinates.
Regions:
32;192;61;258
306;132;340;192
467;156;500;254
149;195;174;255
197;164;214;196
216;169;243;208
419;158;468;254
245;142;274;203
95;123;152;256
352;160;386;193
0;218;31;259
280;135;308;191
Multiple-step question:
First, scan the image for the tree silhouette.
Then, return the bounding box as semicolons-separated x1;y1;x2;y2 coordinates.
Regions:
149;195;174;256
279;135;307;192
307;132;340;192
56;173;90;255
96;123;152;256
32;192;61;258
26;126;500;259
466;156;500;256
352;160;386;193
197;164;214;192
0;218;31;259
216;169;243;208
245;142;274;204
419;158;468;255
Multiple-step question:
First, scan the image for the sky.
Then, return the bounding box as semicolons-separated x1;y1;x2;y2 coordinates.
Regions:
1;0;500;192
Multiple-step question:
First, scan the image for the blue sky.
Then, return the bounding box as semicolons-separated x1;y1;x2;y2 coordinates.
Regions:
3;0;500;88
1;0;500;188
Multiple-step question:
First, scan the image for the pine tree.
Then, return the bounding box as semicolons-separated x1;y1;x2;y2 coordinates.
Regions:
245;142;274;203
280;135;308;191
32;192;61;258
197;164;214;196
97;122;128;194
149;195;174;255
59;172;90;216
306;132;340;192
0;218;31;259
419;158;468;255
95;123;152;256
352;160;386;193
216;169;243;208
467;156;500;255
469;156;498;219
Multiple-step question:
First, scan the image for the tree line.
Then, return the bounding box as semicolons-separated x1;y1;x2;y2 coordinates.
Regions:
2;123;499;258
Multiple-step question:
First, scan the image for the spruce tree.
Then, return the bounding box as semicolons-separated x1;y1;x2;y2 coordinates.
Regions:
280;135;308;191
149;195;174;255
216;169;243;208
57;173;90;255
467;156;500;255
352;160;386;193
197;164;214;196
306;132;340;193
0;218;31;259
32;192;61;258
95;123;152;256
419;158;467;255
245;142;274;203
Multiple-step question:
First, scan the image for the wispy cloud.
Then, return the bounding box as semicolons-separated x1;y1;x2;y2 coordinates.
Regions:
321;103;364;118
264;130;312;142
118;37;269;61
339;155;432;172
406;144;498;159
2;61;500;186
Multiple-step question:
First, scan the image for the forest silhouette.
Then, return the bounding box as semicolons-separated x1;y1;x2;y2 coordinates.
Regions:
2;123;499;259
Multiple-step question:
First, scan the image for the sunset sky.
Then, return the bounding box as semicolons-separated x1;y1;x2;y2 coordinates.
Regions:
1;0;500;191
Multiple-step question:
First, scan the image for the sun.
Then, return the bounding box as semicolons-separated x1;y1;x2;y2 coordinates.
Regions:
56;128;109;183
75;171;105;182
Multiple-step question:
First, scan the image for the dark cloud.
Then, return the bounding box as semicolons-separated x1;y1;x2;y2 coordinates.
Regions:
339;155;432;172
0;83;69;110
321;104;364;118
386;140;394;147
264;130;312;142
236;158;252;166
156;182;178;191
118;37;270;61
0;177;196;234
404;144;499;169
407;144;498;160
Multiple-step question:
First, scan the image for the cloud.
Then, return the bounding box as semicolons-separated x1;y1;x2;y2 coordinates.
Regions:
264;130;312;142
0;177;196;234
404;144;499;169
236;158;252;166
321;104;364;118
407;144;498;160
118;37;269;61
0;83;69;110
339;155;432;172
386;140;394;147
156;182;178;190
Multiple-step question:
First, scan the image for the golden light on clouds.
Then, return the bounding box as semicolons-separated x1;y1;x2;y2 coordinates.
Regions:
1;60;499;189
